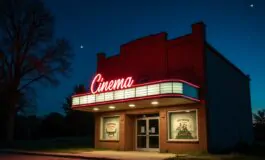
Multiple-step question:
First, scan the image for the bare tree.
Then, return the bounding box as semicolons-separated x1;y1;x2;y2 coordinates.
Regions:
0;0;73;143
253;109;265;126
253;109;265;141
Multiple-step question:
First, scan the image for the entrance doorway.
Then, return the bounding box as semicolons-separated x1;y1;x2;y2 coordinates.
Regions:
136;114;159;151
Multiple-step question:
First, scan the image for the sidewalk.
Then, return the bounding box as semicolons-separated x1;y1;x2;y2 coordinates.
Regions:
0;149;177;160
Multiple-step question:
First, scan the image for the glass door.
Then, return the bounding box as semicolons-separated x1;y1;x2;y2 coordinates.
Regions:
136;117;159;151
148;118;159;149
136;119;147;149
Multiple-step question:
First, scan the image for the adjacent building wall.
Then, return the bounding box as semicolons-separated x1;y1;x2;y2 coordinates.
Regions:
205;46;253;153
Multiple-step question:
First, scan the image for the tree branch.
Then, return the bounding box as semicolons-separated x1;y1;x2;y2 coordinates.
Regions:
3;24;14;41
19;66;58;91
20;14;37;66
20;66;36;78
1;11;15;40
18;74;45;91
20;51;52;79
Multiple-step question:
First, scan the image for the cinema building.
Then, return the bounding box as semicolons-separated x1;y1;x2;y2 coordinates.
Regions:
72;22;253;153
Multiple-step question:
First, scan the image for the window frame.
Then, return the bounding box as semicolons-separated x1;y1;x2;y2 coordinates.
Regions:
167;109;199;142
100;115;120;141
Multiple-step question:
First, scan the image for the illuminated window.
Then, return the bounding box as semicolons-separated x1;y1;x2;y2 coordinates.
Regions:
96;93;104;102
135;86;147;97
105;92;114;101
100;116;120;141
72;97;79;105
79;96;88;104
114;90;124;100
173;82;183;94
124;88;135;98
147;84;160;95
72;80;198;106
87;94;95;103
160;82;173;94
167;110;198;141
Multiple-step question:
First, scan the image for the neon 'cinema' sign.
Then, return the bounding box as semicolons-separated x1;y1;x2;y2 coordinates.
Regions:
90;74;134;94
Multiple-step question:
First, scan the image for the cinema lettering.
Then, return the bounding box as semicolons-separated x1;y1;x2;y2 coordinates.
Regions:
72;22;253;153
90;73;134;94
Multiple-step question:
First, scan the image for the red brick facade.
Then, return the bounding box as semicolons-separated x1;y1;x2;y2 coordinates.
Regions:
95;104;207;153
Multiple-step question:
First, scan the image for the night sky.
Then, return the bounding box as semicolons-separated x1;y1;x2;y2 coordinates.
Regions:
37;0;265;115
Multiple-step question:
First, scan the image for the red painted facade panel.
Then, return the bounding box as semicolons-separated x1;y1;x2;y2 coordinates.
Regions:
97;33;167;83
96;23;206;90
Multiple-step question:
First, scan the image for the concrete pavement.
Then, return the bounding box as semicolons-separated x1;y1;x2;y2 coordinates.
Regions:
0;149;177;160
0;153;89;160
84;150;177;160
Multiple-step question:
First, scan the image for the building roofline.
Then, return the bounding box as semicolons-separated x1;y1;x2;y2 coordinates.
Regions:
206;42;250;80
120;32;168;48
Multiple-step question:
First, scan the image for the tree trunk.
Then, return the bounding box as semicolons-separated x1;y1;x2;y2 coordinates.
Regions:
5;108;16;144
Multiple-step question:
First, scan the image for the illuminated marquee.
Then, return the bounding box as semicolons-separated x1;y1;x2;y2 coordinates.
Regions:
90;74;134;94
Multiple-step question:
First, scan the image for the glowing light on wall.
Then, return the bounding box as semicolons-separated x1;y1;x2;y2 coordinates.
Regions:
90;74;134;94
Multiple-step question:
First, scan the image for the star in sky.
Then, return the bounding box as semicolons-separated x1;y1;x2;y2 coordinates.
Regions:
80;45;84;49
250;4;254;8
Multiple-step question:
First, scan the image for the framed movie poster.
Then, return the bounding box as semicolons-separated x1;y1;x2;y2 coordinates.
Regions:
168;110;198;141
100;115;120;140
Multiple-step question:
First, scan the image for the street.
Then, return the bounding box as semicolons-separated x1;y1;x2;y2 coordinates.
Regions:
0;153;91;160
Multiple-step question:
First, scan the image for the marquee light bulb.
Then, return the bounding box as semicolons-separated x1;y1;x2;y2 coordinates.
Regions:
151;101;159;105
129;104;135;107
109;106;116;109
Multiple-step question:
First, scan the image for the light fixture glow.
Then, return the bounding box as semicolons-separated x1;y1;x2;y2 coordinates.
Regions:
93;108;99;111
109;106;115;109
151;101;159;105
129;104;135;107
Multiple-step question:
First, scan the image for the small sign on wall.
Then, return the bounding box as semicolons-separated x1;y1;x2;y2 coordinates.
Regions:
151;127;156;133
141;126;145;133
101;116;120;140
